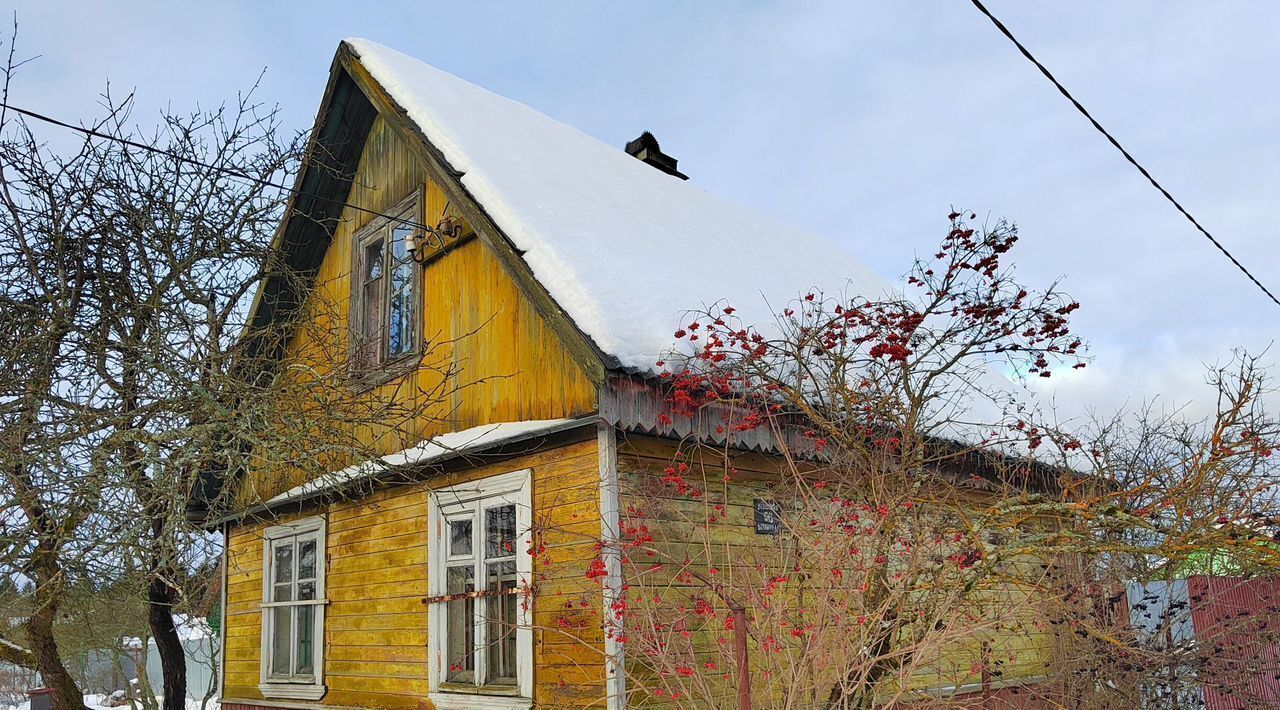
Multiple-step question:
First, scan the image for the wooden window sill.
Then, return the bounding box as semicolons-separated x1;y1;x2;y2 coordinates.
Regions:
257;682;327;701
347;350;422;393
426;692;531;710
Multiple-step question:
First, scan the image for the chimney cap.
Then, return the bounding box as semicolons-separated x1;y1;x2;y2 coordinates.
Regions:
625;131;688;180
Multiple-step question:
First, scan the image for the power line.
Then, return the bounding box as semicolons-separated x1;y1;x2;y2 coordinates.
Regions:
0;100;436;232
969;0;1280;308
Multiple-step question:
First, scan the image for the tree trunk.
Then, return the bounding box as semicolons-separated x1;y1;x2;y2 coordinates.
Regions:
149;572;187;710
28;547;85;710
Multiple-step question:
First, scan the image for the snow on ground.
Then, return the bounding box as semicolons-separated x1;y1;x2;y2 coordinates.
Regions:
346;38;893;372
6;696;218;710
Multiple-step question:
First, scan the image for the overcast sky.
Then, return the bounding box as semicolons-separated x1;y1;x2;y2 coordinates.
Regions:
7;1;1278;425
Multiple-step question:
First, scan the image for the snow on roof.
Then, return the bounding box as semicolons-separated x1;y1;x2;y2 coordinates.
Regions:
266;417;590;505
345;39;893;372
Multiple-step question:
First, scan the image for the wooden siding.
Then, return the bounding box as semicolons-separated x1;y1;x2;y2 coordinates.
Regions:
614;434;1053;706
223;438;608;709
237;114;598;504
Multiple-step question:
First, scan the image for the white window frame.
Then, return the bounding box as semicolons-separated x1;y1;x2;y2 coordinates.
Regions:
427;469;534;710
259;516;327;701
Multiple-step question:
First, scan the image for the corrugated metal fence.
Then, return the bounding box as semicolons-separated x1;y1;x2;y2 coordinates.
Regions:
1186;576;1280;710
144;635;219;701
1127;576;1280;709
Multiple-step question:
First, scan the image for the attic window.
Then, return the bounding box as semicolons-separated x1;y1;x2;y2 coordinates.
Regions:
351;191;421;373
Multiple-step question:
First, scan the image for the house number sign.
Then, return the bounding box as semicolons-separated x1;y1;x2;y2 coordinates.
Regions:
754;499;782;535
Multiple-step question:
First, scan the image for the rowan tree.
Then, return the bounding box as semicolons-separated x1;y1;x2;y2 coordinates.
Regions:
553;213;1280;708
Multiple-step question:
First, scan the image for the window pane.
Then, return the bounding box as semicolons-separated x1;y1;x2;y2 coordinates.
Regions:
358;238;385;367
486;561;518;686
295;604;315;676
399;280;414;353
388;288;405;355
390;226;410;262
486;505;517;559
446;565;475;684
361;277;382;333
450;519;473;557
273;583;293;603
364;240;383;280
386;226;415;357
271;606;292;677
273;544;293;585
298;539;316;580
387;263;415;357
356;277;384;371
298;580;315;601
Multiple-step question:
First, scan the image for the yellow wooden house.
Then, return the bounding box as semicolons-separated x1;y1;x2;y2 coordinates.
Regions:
204;39;1047;710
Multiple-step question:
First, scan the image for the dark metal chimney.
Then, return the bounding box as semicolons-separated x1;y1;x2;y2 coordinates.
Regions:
625;132;688;180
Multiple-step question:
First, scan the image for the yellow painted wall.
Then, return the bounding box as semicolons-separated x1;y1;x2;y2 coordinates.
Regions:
224;438;607;708
613;435;1054;706
237;114;598;504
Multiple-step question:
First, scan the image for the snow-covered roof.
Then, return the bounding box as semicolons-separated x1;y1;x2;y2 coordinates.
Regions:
345;39;892;372
266;417;590;505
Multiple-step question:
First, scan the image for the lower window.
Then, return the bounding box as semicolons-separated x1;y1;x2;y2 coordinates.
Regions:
259;516;327;700
428;470;533;707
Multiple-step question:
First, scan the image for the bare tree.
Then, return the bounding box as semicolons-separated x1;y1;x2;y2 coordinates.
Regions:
0;30;465;709
0;28;122;705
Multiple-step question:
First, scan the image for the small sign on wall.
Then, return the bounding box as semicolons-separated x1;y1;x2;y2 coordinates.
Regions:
754;499;782;535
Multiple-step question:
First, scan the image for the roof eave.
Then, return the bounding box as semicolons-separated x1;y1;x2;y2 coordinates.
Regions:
205;416;598;530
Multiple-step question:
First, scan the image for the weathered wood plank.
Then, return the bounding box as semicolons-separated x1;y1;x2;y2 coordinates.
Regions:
326;611;425;631
328;627;427;647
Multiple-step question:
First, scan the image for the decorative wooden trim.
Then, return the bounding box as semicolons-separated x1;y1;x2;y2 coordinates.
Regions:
600;372;814;455
337;43;608;386
914;675;1050;698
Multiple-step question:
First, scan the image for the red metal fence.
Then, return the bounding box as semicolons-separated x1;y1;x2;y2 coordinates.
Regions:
1186;575;1280;710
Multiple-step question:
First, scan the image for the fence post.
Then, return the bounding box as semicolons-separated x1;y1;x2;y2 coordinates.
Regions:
733;606;751;710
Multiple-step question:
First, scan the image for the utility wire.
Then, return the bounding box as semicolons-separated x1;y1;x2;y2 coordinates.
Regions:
969;0;1280;308
0;100;437;232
